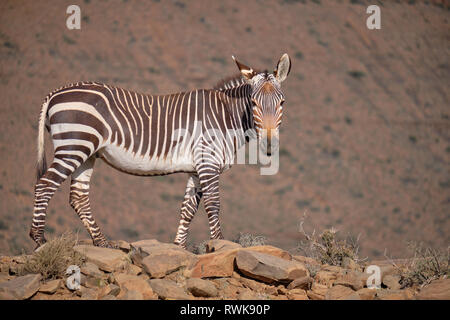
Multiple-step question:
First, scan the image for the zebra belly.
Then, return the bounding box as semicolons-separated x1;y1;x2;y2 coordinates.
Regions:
98;144;196;175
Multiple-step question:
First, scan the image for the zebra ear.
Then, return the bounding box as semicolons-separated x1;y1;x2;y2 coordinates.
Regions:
274;53;291;83
232;56;256;81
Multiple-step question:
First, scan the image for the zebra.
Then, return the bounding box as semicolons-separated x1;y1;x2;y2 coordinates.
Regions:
30;53;291;249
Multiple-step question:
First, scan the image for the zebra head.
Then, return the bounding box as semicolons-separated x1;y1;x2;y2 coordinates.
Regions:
233;54;291;156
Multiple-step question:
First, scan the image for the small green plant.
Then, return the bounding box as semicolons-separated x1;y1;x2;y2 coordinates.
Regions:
399;242;449;288
22;232;85;280
297;212;364;266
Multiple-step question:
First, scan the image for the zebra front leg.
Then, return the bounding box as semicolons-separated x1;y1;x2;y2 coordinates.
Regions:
198;166;224;241
174;174;202;248
69;156;114;248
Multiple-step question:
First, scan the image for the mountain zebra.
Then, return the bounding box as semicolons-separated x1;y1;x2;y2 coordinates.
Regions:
30;54;291;249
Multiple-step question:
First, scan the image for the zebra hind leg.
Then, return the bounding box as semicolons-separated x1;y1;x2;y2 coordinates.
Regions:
174;174;202;249
30;159;79;249
69;156;115;248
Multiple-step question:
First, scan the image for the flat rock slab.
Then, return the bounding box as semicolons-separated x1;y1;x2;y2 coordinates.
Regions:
39;279;61;294
205;239;242;253
186;248;240;278
149;279;191;300
0;273;42;300
243;246;292;261
73;245;128;272
186;278;218;297
140;250;197;279
114;273;157;300
325;285;360;300
235;250;309;284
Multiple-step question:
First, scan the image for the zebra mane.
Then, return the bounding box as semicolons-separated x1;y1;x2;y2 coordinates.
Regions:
213;73;246;91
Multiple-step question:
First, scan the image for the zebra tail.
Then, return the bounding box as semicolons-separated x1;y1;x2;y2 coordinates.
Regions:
36;98;49;182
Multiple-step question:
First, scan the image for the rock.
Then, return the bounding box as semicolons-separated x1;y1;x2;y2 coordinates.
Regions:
130;239;197;278
382;274;401;290
101;294;117;300
235;250;308;284
205;239;242;253
39;279;61;294
239;277;267;292
78;286;99;300
310;282;328;297
81;262;105;278
126;264;142;276
73;245;128;272
287;276;313;290
244;246;292;261
149;279;191;300
81;274;107;289
325;285;359;300
114;273;157;300
287;288;308;300
98;284;120;299
341;257;362;271
334;270;364;291
0;273;41;300
416;279;450;300
314;270;337;287
292;255;320;266
376;289;414;300
115;240;131;252
119;289;143;300
356;288;377;300
306;291;325;300
186;278;218;297
237;290;265;300
140;249;197;278
186;248;240;278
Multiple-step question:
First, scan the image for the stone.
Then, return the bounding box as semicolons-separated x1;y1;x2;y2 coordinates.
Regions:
356;288;377;300
0;273;41;300
119;289;143;300
287;276;313;290
287;288;308;300
39;279;61;294
81;262;105;278
314;270;337;287
81;274;107;289
382;274;401;290
341;257;362;271
114;273;157;300
140;249;197;278
205;239;242;253
126;264;142;276
306;291;325;300
239;277;267;292
310;282;328;297
376;289;414;300
334;270;364;291
292;255;320;266
325;285;359;300
73;245;128;272
416;279;450;300
235;250;308;284
98;284;120;299
237;290;264;300
101;294;117;300
79;286;99;300
186;278;218;297
244;246;292;261
186;248;240;278
149;279;191;300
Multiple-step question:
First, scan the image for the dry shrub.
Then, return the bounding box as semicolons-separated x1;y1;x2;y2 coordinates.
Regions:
297;212;364;266
233;232;267;248
399;242;449;288
22;232;85;279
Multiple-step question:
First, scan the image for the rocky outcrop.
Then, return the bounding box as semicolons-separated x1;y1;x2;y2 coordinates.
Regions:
0;238;443;300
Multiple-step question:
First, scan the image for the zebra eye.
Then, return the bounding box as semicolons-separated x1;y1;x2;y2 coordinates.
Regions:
280;100;285;106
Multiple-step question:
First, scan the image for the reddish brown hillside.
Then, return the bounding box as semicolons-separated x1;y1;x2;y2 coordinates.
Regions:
0;0;448;259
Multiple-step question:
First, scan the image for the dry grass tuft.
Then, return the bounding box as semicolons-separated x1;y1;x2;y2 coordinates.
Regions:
296;212;365;266
399;242;449;288
21;232;85;280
